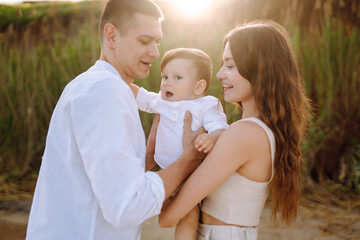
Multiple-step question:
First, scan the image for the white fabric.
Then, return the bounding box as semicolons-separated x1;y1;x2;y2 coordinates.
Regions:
26;60;165;240
197;223;258;240
201;117;275;227
136;87;228;168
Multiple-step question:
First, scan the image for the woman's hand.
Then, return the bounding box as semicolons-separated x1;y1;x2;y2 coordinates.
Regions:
146;114;160;171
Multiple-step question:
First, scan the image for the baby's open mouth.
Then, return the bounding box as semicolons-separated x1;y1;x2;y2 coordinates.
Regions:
166;91;174;98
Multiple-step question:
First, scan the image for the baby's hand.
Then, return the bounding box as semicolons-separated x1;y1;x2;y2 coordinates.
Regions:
194;133;216;153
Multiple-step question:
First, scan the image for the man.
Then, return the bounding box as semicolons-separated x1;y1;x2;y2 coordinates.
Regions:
26;0;203;239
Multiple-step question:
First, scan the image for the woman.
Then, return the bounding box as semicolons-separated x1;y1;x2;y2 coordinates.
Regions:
158;20;310;239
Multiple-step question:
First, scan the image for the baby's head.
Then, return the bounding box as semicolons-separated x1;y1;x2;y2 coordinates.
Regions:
160;48;212;101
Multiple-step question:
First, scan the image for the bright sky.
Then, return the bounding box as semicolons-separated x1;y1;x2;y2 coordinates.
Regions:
0;0;218;19
170;0;215;18
0;0;219;20
0;0;83;4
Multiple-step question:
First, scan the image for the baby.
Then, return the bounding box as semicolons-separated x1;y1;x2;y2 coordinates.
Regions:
130;48;228;239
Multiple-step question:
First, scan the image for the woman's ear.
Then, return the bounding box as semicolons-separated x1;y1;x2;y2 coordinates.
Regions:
194;79;207;96
103;23;118;49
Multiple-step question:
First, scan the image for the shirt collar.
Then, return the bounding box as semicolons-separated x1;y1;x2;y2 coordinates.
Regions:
95;60;121;79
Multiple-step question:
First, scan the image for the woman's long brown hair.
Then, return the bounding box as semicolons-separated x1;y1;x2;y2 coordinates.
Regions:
226;20;310;224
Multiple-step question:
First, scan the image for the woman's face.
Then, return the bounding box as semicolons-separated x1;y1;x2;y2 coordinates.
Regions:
216;42;253;103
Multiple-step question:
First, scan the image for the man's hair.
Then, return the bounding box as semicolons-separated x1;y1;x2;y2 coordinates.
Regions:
99;0;164;43
160;48;213;92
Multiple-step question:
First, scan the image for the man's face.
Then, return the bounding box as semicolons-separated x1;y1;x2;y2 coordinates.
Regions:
113;13;162;84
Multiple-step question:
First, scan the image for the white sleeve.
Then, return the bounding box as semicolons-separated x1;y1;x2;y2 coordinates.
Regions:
202;101;229;134
71;79;164;230
136;87;160;113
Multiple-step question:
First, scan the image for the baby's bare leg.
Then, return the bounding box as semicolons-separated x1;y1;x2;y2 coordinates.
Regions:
174;206;200;240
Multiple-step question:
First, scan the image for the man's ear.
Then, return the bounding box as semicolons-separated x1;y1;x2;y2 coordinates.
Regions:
194;79;207;96
103;23;118;49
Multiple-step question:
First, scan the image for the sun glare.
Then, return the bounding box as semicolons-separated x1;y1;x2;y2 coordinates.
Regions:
171;0;214;18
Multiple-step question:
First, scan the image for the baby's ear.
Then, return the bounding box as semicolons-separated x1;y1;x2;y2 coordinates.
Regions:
194;79;207;96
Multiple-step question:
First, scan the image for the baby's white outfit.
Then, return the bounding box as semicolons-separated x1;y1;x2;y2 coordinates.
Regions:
136;87;228;168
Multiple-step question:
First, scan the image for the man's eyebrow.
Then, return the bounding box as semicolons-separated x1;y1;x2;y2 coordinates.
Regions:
138;35;162;42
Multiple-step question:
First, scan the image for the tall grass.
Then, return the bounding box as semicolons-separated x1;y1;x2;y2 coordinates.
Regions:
295;19;360;188
0;18;100;178
0;1;102;29
0;1;359;191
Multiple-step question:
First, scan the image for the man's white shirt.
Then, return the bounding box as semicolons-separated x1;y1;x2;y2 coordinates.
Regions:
136;87;228;168
26;60;165;240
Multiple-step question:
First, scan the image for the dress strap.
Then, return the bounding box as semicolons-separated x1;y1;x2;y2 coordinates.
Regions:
240;117;276;181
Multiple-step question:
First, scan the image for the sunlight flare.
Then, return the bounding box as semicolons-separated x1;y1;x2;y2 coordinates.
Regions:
172;0;214;18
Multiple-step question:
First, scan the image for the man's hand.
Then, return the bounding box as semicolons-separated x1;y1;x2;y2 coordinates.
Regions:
146;114;160;171
182;111;206;163
156;111;206;201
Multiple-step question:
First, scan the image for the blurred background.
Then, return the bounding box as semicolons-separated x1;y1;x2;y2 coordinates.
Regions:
0;0;359;239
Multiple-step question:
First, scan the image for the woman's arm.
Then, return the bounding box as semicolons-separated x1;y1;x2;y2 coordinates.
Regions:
159;121;263;227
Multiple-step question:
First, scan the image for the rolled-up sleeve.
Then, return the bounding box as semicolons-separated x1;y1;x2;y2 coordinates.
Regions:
70;79;164;229
202;100;228;134
136;87;160;113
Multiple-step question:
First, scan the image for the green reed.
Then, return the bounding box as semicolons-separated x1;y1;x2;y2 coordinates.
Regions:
0;1;101;29
0;19;100;177
1;2;359;190
294;19;360;188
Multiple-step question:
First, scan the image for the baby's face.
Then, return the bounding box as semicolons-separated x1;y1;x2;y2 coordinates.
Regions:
160;58;199;101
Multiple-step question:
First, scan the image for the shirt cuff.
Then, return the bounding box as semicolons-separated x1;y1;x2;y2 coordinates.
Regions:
145;171;165;211
207;122;229;134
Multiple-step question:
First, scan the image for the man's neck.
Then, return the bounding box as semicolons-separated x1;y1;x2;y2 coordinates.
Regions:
99;52;134;85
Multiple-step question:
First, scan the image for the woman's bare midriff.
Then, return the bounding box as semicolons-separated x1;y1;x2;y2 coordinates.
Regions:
200;211;255;228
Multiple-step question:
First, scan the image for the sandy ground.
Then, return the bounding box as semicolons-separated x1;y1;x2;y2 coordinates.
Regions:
0;197;359;240
140;206;356;240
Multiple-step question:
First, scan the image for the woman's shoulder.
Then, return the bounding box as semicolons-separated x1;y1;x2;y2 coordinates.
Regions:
228;119;266;134
212;118;271;169
221;119;269;147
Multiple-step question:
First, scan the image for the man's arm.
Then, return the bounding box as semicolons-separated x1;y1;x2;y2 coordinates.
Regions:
71;79;164;229
145;114;159;171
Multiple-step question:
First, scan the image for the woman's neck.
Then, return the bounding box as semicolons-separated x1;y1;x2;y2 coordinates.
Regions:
241;99;259;119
